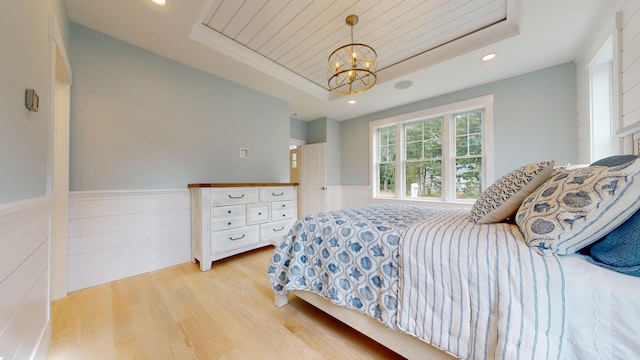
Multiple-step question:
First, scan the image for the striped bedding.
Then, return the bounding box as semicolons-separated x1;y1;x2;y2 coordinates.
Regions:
397;208;566;360
269;205;568;359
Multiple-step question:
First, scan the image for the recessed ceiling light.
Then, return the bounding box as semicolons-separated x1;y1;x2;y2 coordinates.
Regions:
348;100;356;104
482;53;496;62
151;0;166;6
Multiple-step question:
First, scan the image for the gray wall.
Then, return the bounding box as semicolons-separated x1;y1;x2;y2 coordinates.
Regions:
69;23;291;190
0;0;70;204
305;117;341;185
307;117;327;144
340;63;577;185
326;117;341;186
289;117;307;142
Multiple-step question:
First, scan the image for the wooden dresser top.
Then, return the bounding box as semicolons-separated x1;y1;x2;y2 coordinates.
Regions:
188;183;299;188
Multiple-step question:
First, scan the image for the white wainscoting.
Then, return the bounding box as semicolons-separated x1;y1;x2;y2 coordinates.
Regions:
322;186;369;212
67;186;469;293
337;185;374;210
620;1;640;131
68;189;191;292
0;196;52;359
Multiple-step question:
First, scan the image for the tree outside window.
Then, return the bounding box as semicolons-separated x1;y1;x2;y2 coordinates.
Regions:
405;119;443;199
454;111;483;200
378;126;396;197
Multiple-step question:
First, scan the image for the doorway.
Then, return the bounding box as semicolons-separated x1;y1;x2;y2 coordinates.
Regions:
289;140;327;217
289;138;304;218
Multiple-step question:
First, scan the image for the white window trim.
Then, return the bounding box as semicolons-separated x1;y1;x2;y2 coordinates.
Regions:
369;95;494;206
589;36;617;162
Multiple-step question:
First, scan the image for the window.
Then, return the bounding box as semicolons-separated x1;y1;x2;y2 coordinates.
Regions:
378;126;396;197
371;95;493;203
589;37;617;161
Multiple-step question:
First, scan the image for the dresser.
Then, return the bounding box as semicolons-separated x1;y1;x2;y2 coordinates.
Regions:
188;183;298;271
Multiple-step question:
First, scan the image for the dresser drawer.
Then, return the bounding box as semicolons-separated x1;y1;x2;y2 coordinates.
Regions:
260;187;295;202
212;205;245;218
211;188;258;206
212;215;245;232
272;200;295;212
260;219;295;243
272;208;296;221
212;226;259;254
247;203;270;225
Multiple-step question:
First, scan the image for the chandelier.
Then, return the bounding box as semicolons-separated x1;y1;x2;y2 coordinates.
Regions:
328;15;378;94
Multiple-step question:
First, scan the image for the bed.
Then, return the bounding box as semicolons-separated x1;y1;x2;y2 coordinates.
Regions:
267;157;640;359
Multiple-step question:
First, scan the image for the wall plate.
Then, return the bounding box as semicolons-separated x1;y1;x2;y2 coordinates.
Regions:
25;89;39;112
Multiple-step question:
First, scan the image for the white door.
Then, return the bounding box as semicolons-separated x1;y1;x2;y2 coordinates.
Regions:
300;143;326;216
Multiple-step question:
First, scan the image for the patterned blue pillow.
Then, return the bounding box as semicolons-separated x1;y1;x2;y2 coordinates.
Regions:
581;208;640;277
516;156;640;255
470;161;554;223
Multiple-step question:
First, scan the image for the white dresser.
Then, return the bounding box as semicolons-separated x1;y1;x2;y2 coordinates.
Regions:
189;183;298;271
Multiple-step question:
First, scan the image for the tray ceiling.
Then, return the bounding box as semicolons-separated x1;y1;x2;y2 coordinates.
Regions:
64;0;609;121
194;0;513;93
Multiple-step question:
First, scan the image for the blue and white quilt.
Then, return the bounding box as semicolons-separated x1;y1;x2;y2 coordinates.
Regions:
268;204;568;359
267;203;439;328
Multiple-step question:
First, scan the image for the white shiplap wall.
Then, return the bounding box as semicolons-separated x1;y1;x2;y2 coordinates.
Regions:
620;2;640;130
68;189;191;291
576;0;640;163
0;197;52;359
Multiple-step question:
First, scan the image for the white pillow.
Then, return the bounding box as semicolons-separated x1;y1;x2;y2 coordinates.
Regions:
470;161;554;224
515;156;640;255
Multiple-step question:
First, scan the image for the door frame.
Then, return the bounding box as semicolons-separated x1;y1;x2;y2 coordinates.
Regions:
290;138;305;218
47;17;73;301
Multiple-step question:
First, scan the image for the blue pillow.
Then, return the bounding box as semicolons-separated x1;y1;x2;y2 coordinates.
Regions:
590;155;639;167
581;209;640;277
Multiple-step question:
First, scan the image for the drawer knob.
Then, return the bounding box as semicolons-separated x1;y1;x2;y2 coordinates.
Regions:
228;194;245;199
258;212;262;215
227;210;232;214
282;214;286;217
228;222;232;225
272;192;284;196
229;234;246;241
273;226;285;232
282;204;286;208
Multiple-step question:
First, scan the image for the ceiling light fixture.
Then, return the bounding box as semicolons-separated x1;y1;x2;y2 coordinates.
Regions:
348;100;356;104
328;15;377;95
482;53;496;62
151;0;166;6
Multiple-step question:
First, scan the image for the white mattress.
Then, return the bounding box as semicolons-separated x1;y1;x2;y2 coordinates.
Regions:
562;254;640;360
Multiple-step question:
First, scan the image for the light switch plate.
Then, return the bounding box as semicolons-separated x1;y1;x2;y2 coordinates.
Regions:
240;148;249;158
25;89;39;112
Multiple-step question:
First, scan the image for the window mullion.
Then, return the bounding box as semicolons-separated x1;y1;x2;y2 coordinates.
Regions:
397;123;404;199
443;114;453;202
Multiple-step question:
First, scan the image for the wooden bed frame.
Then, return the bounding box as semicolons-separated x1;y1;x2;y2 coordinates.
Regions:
275;292;455;360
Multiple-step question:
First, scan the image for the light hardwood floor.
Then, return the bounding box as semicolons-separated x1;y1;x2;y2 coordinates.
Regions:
48;247;405;359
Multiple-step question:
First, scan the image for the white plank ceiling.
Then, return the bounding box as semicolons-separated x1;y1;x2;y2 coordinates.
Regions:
201;0;508;91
